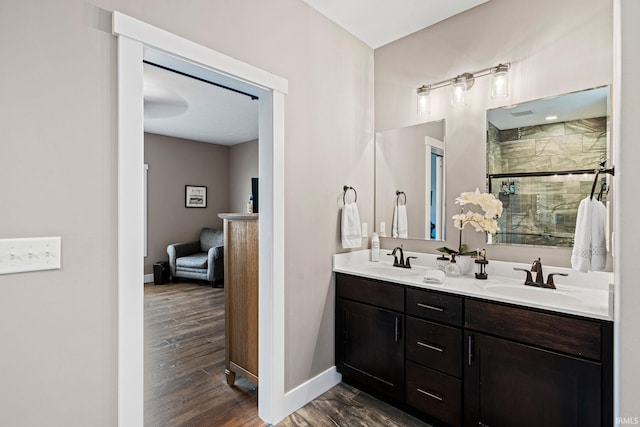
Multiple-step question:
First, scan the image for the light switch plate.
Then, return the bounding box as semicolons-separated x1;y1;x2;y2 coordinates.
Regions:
0;237;61;275
361;222;368;238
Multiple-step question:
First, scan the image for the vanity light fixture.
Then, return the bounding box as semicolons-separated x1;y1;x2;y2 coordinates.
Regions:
416;62;510;110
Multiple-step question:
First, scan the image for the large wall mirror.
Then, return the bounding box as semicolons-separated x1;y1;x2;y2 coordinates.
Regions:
486;86;611;248
375;120;446;241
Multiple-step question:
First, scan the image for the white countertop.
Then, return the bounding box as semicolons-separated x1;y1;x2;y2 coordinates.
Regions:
333;250;614;321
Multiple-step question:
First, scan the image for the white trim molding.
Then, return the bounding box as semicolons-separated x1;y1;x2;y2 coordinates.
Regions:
116;33;145;427
112;12;288;94
114;11;288;426
283;368;342;417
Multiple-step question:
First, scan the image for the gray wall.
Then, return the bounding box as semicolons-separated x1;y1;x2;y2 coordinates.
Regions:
0;1;373;424
617;0;640;418
144;133;230;275
229;139;258;214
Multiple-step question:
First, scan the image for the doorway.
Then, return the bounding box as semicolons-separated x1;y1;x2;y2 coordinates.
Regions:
143;56;260;423
114;11;288;425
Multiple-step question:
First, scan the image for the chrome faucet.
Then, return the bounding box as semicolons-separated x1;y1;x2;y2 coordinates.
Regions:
514;258;568;289
387;245;417;269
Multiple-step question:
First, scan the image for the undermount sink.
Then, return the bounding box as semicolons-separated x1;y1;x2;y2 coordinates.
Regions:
364;265;425;278
480;283;582;305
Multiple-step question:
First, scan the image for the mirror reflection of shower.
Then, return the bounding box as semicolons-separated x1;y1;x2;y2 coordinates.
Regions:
486;86;610;248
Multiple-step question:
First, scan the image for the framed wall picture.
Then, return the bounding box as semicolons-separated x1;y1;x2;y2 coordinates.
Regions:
185;185;207;208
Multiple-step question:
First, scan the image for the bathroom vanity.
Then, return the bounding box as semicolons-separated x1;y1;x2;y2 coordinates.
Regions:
334;251;613;427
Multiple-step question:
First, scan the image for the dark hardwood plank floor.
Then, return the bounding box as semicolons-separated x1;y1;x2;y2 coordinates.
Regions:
145;282;263;427
144;282;433;427
278;382;433;427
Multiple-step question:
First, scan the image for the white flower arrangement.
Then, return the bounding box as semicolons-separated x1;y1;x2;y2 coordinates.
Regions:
438;189;503;257
453;189;503;234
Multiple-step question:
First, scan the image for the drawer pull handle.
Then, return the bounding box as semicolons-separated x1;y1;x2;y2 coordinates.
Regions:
417;388;443;401
417;341;444;352
394;316;400;343
416;302;444;312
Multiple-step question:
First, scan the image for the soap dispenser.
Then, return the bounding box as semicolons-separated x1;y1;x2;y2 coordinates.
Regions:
371;233;380;262
445;254;462;277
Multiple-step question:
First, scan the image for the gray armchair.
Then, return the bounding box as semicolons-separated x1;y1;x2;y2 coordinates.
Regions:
167;228;224;285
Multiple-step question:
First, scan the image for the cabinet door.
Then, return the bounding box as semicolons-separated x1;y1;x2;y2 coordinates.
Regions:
464;332;601;427
336;298;404;400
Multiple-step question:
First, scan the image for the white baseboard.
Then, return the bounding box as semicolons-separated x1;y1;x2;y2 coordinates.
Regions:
282;366;341;420
143;273;154;283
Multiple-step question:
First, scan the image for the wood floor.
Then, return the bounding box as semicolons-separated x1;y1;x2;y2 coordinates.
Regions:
145;282;262;426
144;282;433;427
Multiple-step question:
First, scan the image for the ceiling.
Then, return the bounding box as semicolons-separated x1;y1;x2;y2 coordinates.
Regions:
143;1;490;145
144;62;259;146
300;0;489;49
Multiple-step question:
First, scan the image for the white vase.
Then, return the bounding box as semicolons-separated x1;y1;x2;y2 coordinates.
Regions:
456;255;474;275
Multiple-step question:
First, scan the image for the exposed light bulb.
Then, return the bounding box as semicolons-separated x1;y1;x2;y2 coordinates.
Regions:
490;64;510;99
451;76;467;106
417;85;430;114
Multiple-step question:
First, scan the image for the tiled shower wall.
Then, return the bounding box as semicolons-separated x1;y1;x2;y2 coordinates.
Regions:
487;117;607;247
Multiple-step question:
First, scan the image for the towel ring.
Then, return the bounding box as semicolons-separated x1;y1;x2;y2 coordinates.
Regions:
396;190;406;206
343;185;357;204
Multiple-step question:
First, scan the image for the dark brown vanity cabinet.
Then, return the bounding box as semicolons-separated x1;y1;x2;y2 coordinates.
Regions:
464;299;612;427
335;273;613;427
335;274;405;400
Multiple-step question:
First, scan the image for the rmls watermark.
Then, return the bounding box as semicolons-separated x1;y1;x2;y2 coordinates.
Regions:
616;417;640;425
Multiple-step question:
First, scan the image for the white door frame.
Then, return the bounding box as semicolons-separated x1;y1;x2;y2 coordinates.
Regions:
113;11;287;426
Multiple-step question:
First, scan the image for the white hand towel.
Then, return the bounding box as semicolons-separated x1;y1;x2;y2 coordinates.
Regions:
571;197;593;272
591;199;607;271
397;204;408;238
392;205;398;238
341;202;362;249
424;269;446;285
571;197;608;272
392;204;408;238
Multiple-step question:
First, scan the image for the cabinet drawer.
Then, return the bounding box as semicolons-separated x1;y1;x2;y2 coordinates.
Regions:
465;299;602;361
406;288;462;326
336;274;404;312
406;361;461;427
406;317;462;378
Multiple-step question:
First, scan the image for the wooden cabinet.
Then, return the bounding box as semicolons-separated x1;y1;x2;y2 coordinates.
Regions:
464;299;612;427
336;274;405;400
218;213;259;386
335;273;613;427
464;332;601;427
